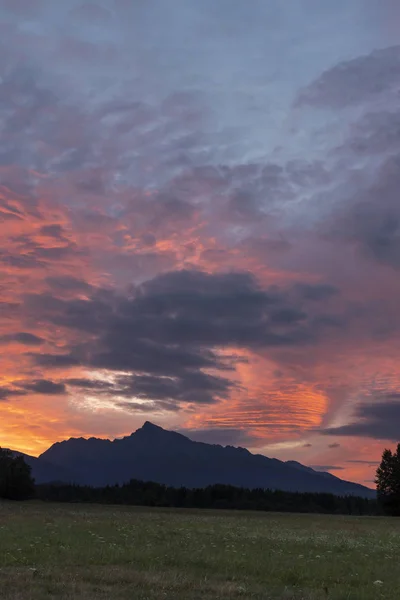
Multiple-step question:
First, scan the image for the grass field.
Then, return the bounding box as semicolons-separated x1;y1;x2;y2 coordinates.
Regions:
0;502;399;599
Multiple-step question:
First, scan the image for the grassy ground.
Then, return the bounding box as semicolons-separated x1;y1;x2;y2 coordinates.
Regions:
0;502;399;599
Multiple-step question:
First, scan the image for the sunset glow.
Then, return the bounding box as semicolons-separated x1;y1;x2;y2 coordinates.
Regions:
1;0;400;487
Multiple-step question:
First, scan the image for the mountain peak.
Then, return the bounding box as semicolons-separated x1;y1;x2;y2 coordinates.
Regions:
140;421;165;433
142;420;161;429
132;421;175;441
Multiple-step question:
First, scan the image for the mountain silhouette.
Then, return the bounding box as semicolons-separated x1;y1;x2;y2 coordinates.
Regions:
18;421;375;497
8;450;77;485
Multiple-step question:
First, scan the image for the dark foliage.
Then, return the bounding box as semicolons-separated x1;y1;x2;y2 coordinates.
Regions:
0;448;35;500
376;444;400;516
36;479;379;515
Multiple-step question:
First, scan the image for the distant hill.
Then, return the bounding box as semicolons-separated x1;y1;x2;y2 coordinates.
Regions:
8;450;76;485
286;460;341;480
28;421;375;497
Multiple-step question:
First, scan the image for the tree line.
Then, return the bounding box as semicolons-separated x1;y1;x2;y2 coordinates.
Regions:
3;445;400;516
36;479;379;515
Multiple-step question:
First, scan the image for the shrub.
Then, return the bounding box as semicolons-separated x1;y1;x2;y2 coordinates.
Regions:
0;448;35;500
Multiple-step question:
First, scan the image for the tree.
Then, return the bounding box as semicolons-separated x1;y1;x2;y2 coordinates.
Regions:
0;449;35;500
376;444;400;516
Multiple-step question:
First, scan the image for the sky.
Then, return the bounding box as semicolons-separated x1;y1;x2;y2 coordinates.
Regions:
1;0;400;487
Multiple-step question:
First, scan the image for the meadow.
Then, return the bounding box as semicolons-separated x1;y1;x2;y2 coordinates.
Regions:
0;502;399;599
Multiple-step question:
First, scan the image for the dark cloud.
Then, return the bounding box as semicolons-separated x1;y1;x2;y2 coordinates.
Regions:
0;233;86;271
178;427;256;447
0;332;43;346
25;244;84;262
295;283;339;302
117;400;181;413
348;205;400;269
126;372;231;405
24;269;345;407
45;276;93;294
116;269;335;350
23;292;111;334
65;378;115;391
328;443;341;449
346;110;400;157
346;460;379;466
297;45;400;109
303;443;313;448
0;388;26;401
268;308;307;325
32;353;82;368
326;155;400;269
66;371;229;405
145;196;196;227
0;301;20;317
321;397;400;441
0;252;45;270
39;224;66;239
17;379;66;395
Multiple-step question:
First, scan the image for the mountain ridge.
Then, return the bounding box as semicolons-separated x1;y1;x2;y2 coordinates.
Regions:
6;422;374;497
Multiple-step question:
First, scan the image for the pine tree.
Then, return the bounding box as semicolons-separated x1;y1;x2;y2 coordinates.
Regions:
376;444;400;516
0;448;35;500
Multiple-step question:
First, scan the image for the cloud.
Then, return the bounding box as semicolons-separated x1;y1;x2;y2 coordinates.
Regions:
346;460;379;466
123;372;232;405
327;157;400;270
0;252;45;270
321;397;400;441
32;354;82;368
65;378;116;391
16;380;66;395
0;388;26;401
178;427;257;447
297;45;400;109
67;372;231;406
45;276;93;294
309;465;345;472
295;284;339;302
328;443;341;449
117;400;181;413
39;224;67;240
346;110;400;158
23;268;347;407
0;332;43;346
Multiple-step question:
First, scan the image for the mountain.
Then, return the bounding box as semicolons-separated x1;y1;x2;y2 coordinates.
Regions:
34;421;374;497
286;460;340;480
8;450;77;485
